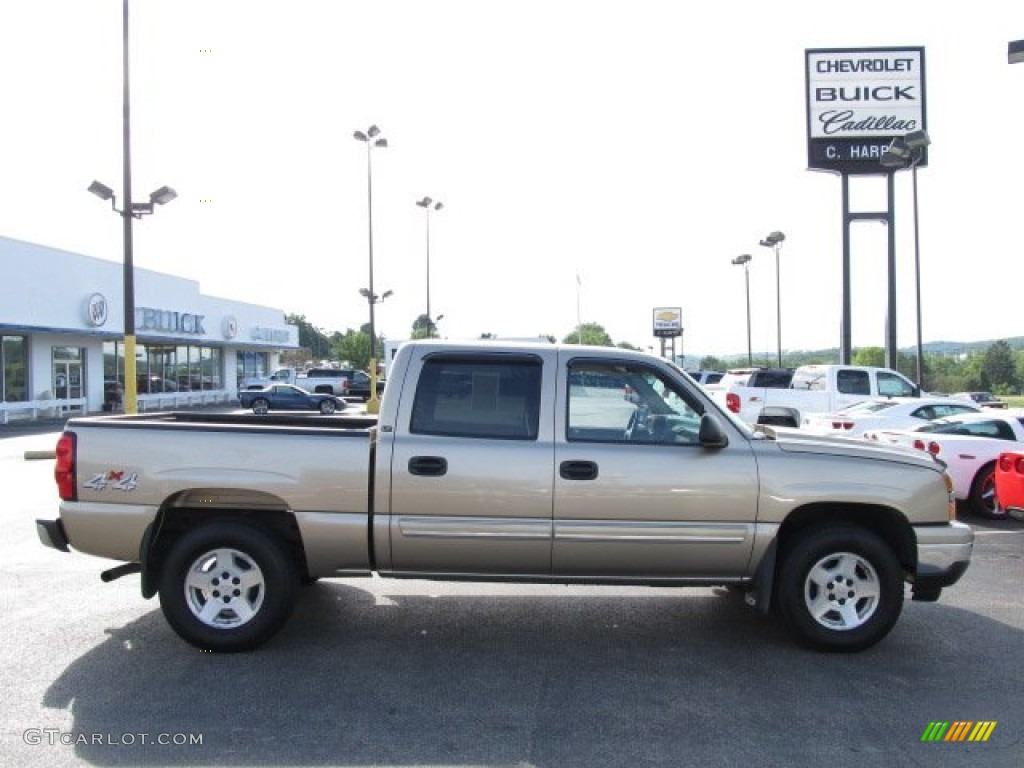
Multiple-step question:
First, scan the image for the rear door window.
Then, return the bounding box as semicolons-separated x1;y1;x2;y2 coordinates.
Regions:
411;357;542;440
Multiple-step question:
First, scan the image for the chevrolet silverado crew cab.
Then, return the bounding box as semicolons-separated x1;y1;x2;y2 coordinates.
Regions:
38;340;972;653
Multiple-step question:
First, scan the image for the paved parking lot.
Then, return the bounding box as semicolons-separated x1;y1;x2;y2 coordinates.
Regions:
1;426;1021;767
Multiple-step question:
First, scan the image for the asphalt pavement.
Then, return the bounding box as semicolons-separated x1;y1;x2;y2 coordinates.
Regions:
1;425;1021;768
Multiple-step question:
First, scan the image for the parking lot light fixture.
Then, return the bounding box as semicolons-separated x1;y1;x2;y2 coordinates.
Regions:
88;180;115;201
85;2;179;416
731;254;753;366
758;231;785;367
354;124;388;413
1009;39;1024;64
149;185;178;205
416;196;444;336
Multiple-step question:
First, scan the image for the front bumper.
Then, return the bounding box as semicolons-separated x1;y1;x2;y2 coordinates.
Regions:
912;521;973;596
37;519;70;552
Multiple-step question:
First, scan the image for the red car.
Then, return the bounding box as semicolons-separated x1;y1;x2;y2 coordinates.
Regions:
995;451;1024;521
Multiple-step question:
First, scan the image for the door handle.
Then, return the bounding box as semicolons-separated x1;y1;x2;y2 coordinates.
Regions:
559;460;598;481
408;456;448;477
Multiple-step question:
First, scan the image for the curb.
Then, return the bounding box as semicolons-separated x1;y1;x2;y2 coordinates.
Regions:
24;450;57;461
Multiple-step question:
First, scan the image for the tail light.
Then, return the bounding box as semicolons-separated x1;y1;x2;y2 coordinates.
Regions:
832;421;854;430
1017;457;1024;475
54;431;77;501
726;393;740;414
913;439;941;456
999;454;1015;472
944;472;957;521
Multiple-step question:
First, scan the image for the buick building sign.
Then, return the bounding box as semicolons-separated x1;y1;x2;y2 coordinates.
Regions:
805;47;926;175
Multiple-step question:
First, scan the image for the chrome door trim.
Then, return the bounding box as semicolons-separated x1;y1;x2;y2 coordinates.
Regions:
554;520;753;544
396;516;552;540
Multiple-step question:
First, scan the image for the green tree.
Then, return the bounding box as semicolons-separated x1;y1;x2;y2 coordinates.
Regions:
699;355;731;371
562;323;613;346
330;328;379;371
852;347;885;367
286;313;331;361
982;340;1018;393
410;314;436;340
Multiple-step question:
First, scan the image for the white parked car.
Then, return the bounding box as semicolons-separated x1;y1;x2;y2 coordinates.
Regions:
802;397;981;438
863;409;1024;519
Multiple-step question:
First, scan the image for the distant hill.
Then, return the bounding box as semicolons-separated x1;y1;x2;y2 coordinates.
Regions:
684;336;1024;368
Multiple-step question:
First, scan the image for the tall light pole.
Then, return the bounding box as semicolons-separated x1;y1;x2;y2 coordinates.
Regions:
1009;39;1024;64
731;254;753;366
415;196;443;336
882;129;931;389
87;0;176;415
353;124;387;414
758;231;785;367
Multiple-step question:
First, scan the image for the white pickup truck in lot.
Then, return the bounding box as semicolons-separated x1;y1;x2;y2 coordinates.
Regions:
708;364;920;428
37;341;972;653
241;367;357;397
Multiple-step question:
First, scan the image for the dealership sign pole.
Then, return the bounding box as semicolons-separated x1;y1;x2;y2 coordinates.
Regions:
805;47;927;366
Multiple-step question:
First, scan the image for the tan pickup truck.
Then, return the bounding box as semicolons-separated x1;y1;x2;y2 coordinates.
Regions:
38;340;973;653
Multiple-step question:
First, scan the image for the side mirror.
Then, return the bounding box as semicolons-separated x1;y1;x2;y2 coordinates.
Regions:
698;413;729;449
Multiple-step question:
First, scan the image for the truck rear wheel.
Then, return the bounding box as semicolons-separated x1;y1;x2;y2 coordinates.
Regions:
158;522;298;652
776;525;903;652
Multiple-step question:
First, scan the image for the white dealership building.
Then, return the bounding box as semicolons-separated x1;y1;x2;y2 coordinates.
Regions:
0;235;299;422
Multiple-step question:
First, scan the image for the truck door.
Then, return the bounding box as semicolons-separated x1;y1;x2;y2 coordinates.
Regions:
386;352;554;576
553;356;759;579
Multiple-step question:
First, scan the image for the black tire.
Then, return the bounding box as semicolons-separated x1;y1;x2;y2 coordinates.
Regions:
319;399;336;415
969;463;1003;519
776;525;903;652
158;522;299;652
252;398;269;415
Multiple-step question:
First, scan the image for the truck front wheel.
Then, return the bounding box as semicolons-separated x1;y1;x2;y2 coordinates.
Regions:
158;522;298;652
776;526;903;652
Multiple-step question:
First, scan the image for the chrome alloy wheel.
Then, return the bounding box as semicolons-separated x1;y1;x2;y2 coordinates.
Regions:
184;548;266;629
803;551;881;631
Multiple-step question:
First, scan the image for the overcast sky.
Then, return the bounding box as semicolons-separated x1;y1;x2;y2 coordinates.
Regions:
1;1;1022;361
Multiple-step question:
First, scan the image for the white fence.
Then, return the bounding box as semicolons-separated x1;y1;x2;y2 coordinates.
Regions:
1;391;234;423
0;398;87;424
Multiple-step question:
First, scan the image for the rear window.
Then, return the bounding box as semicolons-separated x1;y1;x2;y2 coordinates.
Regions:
835;369;870;395
411;357;542;440
923;419;1017;440
846;401;898;414
750;369;793;388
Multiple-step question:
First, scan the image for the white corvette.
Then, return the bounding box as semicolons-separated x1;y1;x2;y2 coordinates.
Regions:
864;409;1024;519
802;396;980;438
